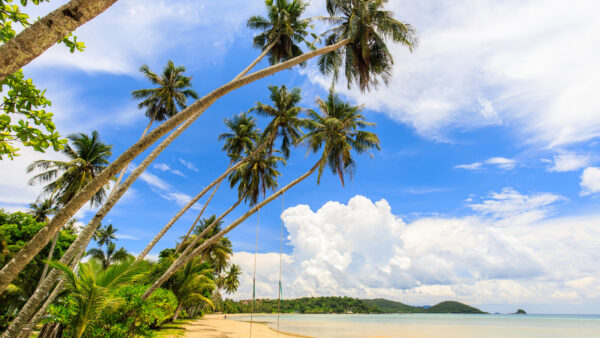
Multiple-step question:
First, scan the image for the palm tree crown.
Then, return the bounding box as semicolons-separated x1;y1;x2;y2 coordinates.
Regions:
28;199;57;223
192;216;233;274
218;112;260;162
319;0;418;91
27;131;113;207
229;142;285;206
304;88;381;185
131;60;199;123
86;242;129;269
248;0;311;65
248;85;306;158
92;223;118;248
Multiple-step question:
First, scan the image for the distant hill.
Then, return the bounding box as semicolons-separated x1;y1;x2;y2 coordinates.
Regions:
219;296;485;314
362;298;425;313
425;301;486;314
361;299;486;314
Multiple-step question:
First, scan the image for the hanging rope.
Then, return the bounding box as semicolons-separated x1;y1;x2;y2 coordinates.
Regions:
277;193;284;336
249;206;260;338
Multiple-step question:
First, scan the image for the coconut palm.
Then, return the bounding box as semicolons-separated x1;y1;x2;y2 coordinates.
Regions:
319;0;418;91
85;242;129;269
247;0;312;65
218;113;260;162
28;199;56;223
141;89;380;300
92;223;118;248
304;87;381;185
222;264;241;295
27;131;113;208
0;0;415;306
248;85;305;158
229;142;285;206
193;217;233;274
47;257;146;338
170;257;216;321
131;60;199;134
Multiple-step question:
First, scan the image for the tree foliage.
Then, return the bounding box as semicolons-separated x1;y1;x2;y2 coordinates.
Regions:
0;0;84;159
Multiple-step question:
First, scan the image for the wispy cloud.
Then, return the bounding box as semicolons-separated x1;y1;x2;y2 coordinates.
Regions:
153;162;186;177
179;158;199;172
455;157;516;171
548;152;592;172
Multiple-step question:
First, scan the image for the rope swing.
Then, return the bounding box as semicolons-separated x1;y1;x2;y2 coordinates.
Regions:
249;206;260;338
277;192;284;335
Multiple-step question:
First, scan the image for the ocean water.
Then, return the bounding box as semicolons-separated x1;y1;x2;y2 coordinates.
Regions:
231;313;600;337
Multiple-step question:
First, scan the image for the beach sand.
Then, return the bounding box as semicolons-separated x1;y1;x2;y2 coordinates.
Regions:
182;314;306;338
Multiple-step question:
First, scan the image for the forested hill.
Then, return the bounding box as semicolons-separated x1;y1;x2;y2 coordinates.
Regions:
219;297;486;314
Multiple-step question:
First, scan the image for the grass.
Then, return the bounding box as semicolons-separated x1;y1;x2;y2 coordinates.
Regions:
153;319;191;337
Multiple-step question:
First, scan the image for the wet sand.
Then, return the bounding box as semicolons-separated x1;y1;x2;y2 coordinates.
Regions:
183;314;307;338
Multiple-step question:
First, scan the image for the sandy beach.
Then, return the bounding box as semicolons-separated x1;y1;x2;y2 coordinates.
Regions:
182;314;307;337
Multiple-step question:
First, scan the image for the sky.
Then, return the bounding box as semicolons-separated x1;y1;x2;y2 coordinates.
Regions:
1;0;600;314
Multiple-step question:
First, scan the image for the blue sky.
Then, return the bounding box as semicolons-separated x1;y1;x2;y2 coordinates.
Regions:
1;0;600;314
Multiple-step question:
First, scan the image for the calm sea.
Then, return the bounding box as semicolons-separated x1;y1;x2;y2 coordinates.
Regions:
232;313;600;337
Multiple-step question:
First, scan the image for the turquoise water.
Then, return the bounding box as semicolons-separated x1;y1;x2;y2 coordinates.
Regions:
232;313;600;337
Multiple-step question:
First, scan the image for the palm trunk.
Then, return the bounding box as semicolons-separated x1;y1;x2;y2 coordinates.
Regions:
0;0;119;81
0;38;350;295
142;160;321;300
172;302;184;321
174;168;226;255
3;237;88;338
36;232;58;288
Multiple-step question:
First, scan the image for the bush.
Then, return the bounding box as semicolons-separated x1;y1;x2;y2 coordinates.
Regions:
47;284;177;337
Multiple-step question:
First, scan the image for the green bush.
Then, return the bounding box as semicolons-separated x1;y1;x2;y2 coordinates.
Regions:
47;284;177;337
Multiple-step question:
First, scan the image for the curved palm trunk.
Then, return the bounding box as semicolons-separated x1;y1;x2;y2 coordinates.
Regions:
0;38;350;295
0;0;119;81
174;169;226;255
36;232;58;288
7;245;87;338
142;160;321;300
172;302;184;321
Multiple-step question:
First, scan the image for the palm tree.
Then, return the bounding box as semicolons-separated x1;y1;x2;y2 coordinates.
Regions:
47;257;146;338
0;0;415;305
170;257;216;321
247;0;312;66
27;131;113;208
28;199;56;223
86;242;129;269
248;85;305;158
222;264;241;295
305;87;380;185
92;223;117;248
218;113;260;162
229;143;285;206
131;60;199;135
141;89;380;300
319;0;418;91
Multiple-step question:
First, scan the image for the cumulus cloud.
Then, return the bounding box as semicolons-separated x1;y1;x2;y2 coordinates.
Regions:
580;167;600;195
231;193;600;310
548;152;592;172
455;157;516;171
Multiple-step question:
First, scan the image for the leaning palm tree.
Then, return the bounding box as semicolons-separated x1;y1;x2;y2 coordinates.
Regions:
248;85;305;158
131;60;199;135
142;89;380;300
47;257;146;338
28;199;56;223
92;223;118;248
86;242;129;270
0;1;415;323
247;0;312;67
319;0;418;91
27;131;113;208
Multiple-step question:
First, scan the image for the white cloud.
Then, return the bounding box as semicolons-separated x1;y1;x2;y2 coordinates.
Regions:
139;172;171;191
179;158;199;172
580;167;600;195
160;192;202;210
307;0;600;147
455;157;516;171
230;193;600;311
548;152;592;172
153;162;186;177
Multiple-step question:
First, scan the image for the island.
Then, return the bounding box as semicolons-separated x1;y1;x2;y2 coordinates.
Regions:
514;309;527;314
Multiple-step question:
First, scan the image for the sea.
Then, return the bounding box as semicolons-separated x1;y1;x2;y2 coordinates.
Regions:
231;313;600;337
